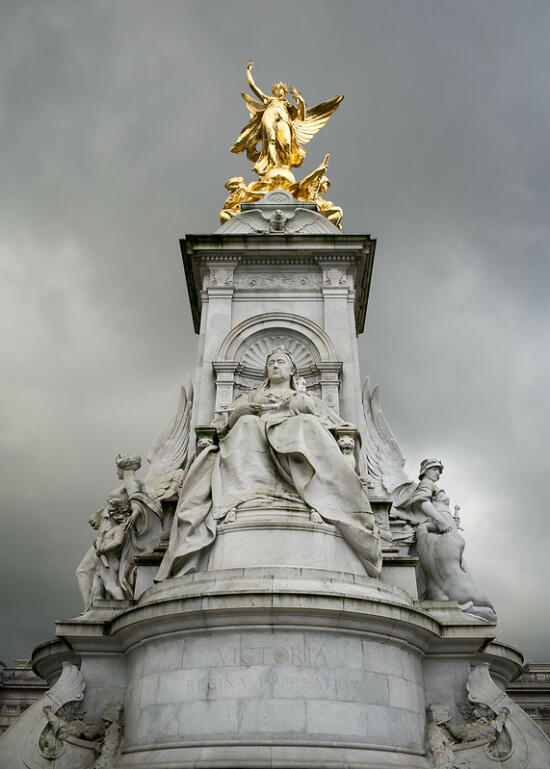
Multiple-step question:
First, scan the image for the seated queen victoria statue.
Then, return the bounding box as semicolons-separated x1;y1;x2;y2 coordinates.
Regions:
156;347;382;581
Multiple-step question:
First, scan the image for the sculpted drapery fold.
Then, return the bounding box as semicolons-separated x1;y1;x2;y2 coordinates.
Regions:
157;349;382;581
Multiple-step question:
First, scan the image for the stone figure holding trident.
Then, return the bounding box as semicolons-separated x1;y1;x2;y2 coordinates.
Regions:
230;61;343;183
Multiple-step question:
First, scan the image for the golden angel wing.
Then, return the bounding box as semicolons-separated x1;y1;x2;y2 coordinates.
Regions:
293;95;344;146
230;93;264;157
241;92;264;119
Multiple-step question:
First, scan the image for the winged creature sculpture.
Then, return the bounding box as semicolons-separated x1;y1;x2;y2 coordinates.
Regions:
144;378;194;503
231;60;343;183
361;377;496;622
76;381;193;608
361;376;410;500
220;61;344;227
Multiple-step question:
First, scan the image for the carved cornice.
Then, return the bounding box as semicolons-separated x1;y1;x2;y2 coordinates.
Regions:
181;234;375;334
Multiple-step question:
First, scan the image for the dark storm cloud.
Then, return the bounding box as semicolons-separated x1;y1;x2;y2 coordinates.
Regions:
1;1;549;663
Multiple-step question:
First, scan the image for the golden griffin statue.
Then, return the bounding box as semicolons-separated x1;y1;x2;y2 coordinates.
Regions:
220;61;344;229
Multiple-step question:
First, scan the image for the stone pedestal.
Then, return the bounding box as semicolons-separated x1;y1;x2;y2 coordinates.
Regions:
6;199;546;769
120;569;430;768
182;199;375;431
45;560;525;769
203;507;371;575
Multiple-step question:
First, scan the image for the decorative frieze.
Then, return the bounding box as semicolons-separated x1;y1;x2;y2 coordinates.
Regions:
234;272;322;289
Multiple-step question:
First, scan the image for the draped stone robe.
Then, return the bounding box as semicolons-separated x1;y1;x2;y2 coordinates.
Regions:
156;388;382;581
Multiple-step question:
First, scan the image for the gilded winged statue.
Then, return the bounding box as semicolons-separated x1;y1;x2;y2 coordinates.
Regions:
221;61;344;227
231;61;343;182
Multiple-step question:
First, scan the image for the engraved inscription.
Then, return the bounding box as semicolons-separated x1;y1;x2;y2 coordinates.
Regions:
216;645;328;666
262;673;363;697
177;670;368;702
186;675;247;693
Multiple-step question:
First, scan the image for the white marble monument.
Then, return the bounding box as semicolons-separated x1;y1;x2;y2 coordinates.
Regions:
2;64;549;769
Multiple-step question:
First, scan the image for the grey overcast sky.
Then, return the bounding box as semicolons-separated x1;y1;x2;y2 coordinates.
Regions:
1;0;549;665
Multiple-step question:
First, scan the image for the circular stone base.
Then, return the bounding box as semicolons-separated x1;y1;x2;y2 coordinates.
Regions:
115;567;435;768
117;744;428;768
203;507;372;576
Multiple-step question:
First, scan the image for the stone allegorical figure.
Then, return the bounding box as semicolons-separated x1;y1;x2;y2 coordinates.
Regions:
39;702;123;769
80;454;163;605
93;704;124;769
446;704;510;744
230;61;343;182
395;459;497;622
76;508;102;611
362;379;497;621
76;384;193;609
425;681;512;769
157;347;382;580
92;496;133;601
40;704;104;757
106;453;164;597
425;704;455;769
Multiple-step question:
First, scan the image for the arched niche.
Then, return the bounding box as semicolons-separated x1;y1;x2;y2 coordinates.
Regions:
213;313;343;413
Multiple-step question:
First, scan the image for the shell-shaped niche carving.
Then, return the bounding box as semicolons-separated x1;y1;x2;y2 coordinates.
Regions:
240;334;317;373
234;332;321;395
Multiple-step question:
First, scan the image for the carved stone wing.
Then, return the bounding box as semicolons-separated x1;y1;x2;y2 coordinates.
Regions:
45;662;85;710
466;663;508;714
143;380;193;503
217;210;273;235
293;95;344;146
362;376;410;496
